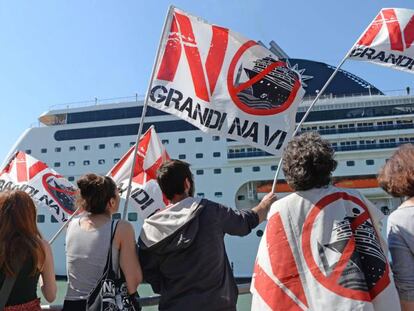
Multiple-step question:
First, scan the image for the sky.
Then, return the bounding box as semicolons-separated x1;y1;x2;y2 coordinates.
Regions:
0;0;413;163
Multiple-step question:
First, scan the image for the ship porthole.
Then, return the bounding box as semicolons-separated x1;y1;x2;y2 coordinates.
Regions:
256;230;263;237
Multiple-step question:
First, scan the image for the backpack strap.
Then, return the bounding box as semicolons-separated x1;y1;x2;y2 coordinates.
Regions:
0;265;22;310
103;219;119;274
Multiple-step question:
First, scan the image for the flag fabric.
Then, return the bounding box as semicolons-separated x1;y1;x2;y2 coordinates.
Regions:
349;8;414;73
148;7;305;156
108;126;170;220
0;151;77;223
251;185;400;311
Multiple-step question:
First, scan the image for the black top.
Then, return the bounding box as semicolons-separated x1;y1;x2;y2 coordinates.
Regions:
0;256;40;306
138;198;259;311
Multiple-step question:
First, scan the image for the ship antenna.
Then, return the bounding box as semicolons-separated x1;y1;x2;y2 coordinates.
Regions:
235;63;243;86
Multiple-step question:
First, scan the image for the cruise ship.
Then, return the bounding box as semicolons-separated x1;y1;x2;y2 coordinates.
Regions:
3;42;413;277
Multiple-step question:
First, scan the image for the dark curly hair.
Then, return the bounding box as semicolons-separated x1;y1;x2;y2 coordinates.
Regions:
282;132;337;191
378;144;414;197
76;173;117;214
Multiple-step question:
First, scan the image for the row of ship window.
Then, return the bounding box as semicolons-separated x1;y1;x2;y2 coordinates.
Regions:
35;135;409;160
179;152;221;160
37;212;139;224
51;151;224;169
27;135;411;157
301;119;413;133
332;137;414;146
228;137;414;158
24;136;222;155
53;158;119;168
26;142;129;155
163;136;221;144
59;159;378;183
195;165;277;175
64;165;278;182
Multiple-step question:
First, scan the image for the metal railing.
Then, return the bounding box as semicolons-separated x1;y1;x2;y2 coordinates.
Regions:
45;89;411;112
48;94;145;111
227;141;414;159
304;123;414;136
300;88;410;103
40;283;251;310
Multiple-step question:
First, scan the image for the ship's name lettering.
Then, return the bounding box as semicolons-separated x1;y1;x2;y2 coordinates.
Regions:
351;47;414;70
150;85;287;150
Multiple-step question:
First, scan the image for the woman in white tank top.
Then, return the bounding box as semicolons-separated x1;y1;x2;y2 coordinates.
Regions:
62;174;142;310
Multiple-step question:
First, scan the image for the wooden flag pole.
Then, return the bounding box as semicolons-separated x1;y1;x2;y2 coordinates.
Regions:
271;50;353;193
121;5;175;220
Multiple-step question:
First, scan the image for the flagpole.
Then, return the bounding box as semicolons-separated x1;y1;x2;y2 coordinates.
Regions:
271;49;353;193
49;207;81;245
121;5;175;220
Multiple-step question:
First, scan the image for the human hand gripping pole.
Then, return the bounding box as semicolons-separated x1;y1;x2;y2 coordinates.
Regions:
252;192;278;223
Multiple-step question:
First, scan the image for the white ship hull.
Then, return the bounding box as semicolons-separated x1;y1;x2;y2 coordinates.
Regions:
4;90;412;277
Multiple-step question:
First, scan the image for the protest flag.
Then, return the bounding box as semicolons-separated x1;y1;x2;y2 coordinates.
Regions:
349;8;414;74
108;126;170;221
0;150;77;223
148;7;306;156
251;188;400;310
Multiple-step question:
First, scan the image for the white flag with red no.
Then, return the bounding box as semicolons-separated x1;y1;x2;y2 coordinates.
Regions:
0;151;77;223
251;186;400;310
148;7;305;156
349;8;414;73
108;126;170;221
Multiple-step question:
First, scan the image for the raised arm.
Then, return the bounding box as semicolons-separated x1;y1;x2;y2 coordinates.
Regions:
220;192;277;236
116;221;143;294
252;192;278;223
39;240;57;303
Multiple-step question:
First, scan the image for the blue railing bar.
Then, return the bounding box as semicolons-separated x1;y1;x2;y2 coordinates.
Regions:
40;283;251;310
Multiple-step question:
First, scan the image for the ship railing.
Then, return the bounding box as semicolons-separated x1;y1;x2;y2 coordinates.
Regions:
227;140;414;159
40;283;251;310
46;89;411;112
301;88;411;103
48;94;145;111
301;123;414;136
298;90;412;112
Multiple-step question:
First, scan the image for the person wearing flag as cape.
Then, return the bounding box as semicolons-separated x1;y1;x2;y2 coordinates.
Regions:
251;132;400;310
138;159;276;311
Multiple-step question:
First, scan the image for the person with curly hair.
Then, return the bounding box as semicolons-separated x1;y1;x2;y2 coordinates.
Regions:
378;144;414;311
251;132;399;310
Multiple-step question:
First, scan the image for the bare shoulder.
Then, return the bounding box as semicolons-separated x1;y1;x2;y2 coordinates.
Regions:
41;239;52;253
115;220;135;238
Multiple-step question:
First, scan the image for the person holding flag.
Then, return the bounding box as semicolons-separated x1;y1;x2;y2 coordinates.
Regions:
138;159;276;311
251;132;400;310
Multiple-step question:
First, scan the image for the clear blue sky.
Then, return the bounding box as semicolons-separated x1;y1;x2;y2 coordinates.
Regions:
0;0;413;163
